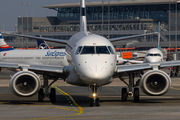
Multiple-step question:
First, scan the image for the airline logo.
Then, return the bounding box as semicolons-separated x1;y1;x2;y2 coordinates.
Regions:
45;50;66;58
0;44;14;51
3;53;6;56
0;33;3;39
39;43;49;49
0;33;14;52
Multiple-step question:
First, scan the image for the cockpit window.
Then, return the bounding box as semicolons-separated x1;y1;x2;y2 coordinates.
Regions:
155;54;161;57
96;46;110;54
81;46;95;54
107;46;114;54
147;53;161;57
76;46;82;55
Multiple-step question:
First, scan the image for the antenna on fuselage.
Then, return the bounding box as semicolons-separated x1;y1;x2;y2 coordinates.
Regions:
157;21;160;49
80;0;87;32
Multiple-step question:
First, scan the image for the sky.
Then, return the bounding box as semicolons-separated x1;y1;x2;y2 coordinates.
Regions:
0;0;111;31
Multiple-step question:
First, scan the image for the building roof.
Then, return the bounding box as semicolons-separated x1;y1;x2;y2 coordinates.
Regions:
43;0;179;9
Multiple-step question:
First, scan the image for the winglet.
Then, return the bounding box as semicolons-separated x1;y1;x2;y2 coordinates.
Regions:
80;0;87;32
157;21;160;49
0;32;14;52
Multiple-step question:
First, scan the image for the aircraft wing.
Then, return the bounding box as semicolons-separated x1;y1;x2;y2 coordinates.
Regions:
115;60;180;74
0;62;69;77
109;32;158;43
3;32;68;45
117;57;144;64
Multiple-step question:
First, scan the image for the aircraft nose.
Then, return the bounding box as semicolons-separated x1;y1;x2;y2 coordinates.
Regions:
77;63;115;83
146;57;161;63
83;65;109;79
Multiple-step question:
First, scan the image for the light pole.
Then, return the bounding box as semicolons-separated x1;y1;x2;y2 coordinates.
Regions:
102;0;104;36
15;24;17;33
169;0;171;53
3;25;5;31
21;0;24;47
27;0;30;49
175;0;177;53
108;0;110;39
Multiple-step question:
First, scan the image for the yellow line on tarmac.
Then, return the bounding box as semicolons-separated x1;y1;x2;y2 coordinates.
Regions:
26;85;84;120
53;85;84;115
171;87;180;90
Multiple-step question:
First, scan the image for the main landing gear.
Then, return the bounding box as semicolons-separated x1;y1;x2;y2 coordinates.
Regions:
38;74;57;102
120;73;140;102
89;84;100;107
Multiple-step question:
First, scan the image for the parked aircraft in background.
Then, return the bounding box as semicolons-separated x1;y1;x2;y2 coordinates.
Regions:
3;0;180;107
0;32;68;66
117;22;163;64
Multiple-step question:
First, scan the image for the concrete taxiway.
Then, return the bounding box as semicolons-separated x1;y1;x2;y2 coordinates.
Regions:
0;69;180;120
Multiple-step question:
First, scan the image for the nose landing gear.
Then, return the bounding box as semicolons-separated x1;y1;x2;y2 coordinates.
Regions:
89;85;100;107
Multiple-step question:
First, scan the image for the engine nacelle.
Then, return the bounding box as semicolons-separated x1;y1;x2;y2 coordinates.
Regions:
140;70;171;96
9;71;41;97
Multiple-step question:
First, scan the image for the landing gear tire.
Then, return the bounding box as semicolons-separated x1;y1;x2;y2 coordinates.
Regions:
134;88;139;102
90;98;93;107
50;88;56;102
38;88;44;102
121;88;127;102
170;71;173;76
96;98;100;107
175;72;177;76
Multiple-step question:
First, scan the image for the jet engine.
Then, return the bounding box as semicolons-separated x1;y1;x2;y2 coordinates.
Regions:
140;70;171;96
9;71;41;97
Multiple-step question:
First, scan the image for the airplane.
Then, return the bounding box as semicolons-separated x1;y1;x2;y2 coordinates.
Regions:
2;0;179;107
0;32;68;66
117;22;164;64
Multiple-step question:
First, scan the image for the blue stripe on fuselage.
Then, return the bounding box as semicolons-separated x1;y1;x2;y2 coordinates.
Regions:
0;47;14;52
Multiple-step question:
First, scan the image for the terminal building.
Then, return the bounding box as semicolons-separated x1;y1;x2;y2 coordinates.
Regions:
3;0;180;49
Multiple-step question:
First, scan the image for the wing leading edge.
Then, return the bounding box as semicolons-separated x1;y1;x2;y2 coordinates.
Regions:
115;60;180;74
0;62;69;77
3;32;68;45
109;32;158;43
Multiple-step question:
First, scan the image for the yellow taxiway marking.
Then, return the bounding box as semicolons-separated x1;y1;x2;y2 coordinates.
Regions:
26;85;84;120
0;83;84;120
53;85;84;115
171;87;180;90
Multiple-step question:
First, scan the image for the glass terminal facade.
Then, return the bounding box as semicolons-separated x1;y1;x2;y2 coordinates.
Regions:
12;1;180;48
57;4;180;24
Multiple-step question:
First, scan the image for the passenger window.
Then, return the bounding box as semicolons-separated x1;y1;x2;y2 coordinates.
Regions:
81;46;95;54
76;46;82;55
96;46;110;54
108;46;114;54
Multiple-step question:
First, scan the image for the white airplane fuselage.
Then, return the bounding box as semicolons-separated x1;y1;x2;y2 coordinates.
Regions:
65;32;116;86
0;49;68;66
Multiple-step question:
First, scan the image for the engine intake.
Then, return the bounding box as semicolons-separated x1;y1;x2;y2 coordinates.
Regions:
140;70;171;96
9;71;41;97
